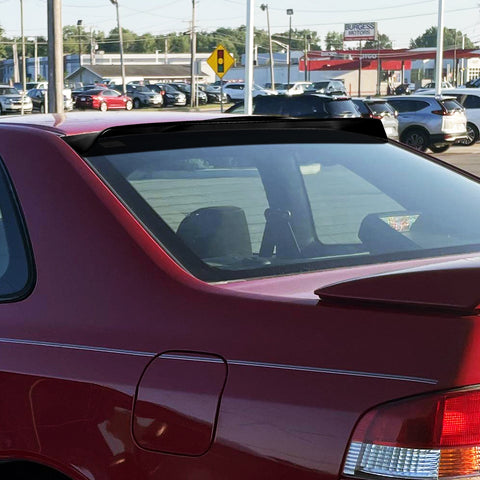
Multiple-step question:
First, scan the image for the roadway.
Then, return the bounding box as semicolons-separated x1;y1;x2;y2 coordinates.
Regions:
435;142;480;177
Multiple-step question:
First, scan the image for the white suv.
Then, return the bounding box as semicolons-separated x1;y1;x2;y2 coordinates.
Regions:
415;88;480;146
0;85;32;115
385;95;467;153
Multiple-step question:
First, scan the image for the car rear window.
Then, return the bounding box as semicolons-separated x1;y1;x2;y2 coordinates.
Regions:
85;129;480;282
325;100;358;116
441;99;464;112
367;102;395;116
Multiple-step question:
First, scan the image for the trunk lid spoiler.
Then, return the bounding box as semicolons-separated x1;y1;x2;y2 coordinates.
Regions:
315;256;480;315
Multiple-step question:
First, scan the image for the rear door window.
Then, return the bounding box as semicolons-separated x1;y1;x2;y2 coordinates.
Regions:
462;95;480;108
0;161;34;299
388;100;430;112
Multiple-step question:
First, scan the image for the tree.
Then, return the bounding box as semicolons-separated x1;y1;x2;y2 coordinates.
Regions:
134;33;157;53
63;24;90;55
103;27;138;53
365;33;392;49
410;27;475;49
325;31;343;50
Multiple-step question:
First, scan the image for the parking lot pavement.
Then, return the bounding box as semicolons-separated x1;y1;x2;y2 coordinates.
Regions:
434;143;480;177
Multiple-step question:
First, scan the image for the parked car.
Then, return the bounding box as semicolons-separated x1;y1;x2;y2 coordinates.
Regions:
393;83;415;95
24;82;73;102
0;85;32;114
276;81;313;95
27;88;73;113
72;84;107;102
170;83;208;105
465;77;480;88
304;80;348;96
263;82;285;90
384;95;467;152
75;88;133;111
151;83;187;106
124;84;163;109
226;94;360;118
414;88;480;146
351;98;399;140
223;82;276;102
201;84;228;103
1;112;480;479
414;81;454;94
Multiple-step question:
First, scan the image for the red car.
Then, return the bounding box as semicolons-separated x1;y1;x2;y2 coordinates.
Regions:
75;88;133;111
1;111;480;480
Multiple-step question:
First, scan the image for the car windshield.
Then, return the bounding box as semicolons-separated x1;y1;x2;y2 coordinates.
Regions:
173;84;188;92
0;88;19;95
85;129;480;282
133;86;151;93
160;85;178;93
311;82;330;90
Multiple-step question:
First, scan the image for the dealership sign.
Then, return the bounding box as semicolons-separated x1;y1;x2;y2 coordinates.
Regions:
344;23;377;41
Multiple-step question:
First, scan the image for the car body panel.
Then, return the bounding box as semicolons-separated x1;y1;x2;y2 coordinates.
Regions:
0;114;479;480
133;351;227;455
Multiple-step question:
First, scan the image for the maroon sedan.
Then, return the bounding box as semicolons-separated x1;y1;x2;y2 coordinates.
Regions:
1;111;480;480
75;88;133;111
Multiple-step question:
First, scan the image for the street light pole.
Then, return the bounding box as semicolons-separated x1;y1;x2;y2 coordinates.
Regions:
287;9;293;87
304;34;311;82
434;0;445;96
260;4;275;90
110;0;126;94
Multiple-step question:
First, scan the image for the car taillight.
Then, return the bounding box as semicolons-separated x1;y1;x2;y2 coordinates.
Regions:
432;109;452;116
343;387;480;480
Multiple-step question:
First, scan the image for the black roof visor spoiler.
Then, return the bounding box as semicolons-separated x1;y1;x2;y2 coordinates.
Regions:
63;117;387;155
315;256;480;315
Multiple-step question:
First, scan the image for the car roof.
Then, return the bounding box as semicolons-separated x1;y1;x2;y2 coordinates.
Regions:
0;111;227;136
428;88;480;95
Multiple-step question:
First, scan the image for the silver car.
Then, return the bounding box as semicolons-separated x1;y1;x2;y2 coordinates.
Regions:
0;85;33;115
352;98;399;140
385;95;467;153
126;85;163;109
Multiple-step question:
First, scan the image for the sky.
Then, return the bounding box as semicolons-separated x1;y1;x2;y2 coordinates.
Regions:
0;0;479;50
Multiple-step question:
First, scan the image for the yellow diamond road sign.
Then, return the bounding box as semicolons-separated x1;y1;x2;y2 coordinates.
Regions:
207;44;234;79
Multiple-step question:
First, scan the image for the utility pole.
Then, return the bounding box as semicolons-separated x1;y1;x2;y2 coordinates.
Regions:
110;0;126;94
77;20;83;83
90;27;96;65
47;0;64;113
20;0;26;115
190;0;197;108
358;41;362;96
33;37;38;80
